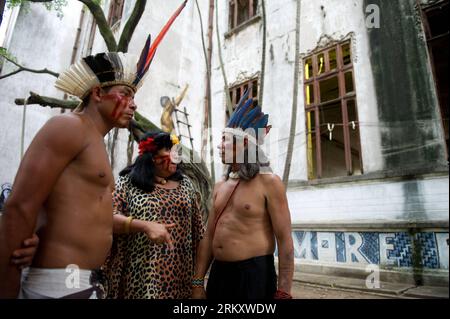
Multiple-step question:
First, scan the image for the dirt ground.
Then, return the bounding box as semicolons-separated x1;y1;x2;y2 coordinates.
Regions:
292;281;395;299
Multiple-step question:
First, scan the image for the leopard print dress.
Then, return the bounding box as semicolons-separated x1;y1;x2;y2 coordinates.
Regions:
101;174;205;299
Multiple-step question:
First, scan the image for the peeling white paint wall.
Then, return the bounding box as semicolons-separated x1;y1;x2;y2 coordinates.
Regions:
0;0;209;181
0;2;83;184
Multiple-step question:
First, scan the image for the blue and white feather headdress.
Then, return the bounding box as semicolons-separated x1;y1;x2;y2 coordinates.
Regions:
224;89;272;145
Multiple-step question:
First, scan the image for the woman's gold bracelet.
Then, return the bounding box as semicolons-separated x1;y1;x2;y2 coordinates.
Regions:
124;216;133;234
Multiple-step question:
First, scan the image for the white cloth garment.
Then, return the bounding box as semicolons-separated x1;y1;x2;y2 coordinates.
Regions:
19;267;97;299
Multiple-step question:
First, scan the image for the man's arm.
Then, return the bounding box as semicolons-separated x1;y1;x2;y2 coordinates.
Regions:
0;115;87;298
191;181;223;299
265;174;294;297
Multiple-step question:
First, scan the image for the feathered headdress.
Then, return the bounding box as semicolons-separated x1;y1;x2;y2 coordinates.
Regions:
224;90;271;145
55;1;187;102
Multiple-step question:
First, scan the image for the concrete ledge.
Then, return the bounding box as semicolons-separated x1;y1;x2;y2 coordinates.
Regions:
291;260;449;287
288;166;449;189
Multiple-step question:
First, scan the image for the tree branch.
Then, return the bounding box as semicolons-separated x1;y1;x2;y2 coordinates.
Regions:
282;0;302;186
0;54;59;80
78;0;117;51
117;0;146;52
14;92;78;109
215;0;233;116
13;94;160;134
259;0;267;107
27;1;117;51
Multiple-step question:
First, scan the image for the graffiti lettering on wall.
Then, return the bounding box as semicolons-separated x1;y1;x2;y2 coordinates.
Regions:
292;231;449;269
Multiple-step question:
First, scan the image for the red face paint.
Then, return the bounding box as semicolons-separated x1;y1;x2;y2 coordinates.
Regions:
153;154;176;172
101;93;133;120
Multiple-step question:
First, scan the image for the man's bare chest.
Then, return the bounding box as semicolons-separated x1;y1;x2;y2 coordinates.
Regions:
70;141;113;188
215;181;267;219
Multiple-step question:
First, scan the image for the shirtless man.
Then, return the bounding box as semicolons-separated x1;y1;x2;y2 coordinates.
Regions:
0;52;142;299
192;95;294;299
0;4;189;298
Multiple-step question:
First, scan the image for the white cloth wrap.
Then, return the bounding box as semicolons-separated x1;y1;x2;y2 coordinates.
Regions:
19;267;96;299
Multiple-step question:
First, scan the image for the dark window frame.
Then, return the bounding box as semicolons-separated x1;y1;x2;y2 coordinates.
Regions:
227;78;259;123
303;41;363;180
107;0;125;29
228;0;259;31
420;1;449;158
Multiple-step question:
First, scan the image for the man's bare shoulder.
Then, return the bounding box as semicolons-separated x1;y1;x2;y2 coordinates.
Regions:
43;113;86;131
32;114;90;154
258;173;286;194
258;173;283;185
40;114;87;140
213;180;226;196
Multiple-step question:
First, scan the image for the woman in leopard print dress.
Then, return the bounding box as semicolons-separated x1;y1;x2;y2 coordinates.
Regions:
101;132;205;299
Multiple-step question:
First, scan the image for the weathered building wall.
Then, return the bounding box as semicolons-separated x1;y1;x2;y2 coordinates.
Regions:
0;0;209;181
364;0;447;170
0;2;83;184
0;0;447;283
210;0;448;281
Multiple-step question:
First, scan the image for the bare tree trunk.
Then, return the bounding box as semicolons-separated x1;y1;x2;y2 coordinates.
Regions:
0;54;59;80
78;0;117;51
15;92;77;109
117;0;147;52
127;132;134;166
259;0;267;107
20;98;28;159
215;0;233;116
110;127;119;170
62;5;86;114
198;0;210;161
198;0;215;184
282;0;301;186
207;0;215;185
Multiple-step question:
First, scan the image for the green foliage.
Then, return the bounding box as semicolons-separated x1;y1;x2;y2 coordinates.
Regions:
6;0;23;8
0;47;16;62
0;47;16;70
43;0;68;19
7;0;68;19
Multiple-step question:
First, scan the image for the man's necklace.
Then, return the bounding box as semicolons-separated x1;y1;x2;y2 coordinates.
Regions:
229;171;240;179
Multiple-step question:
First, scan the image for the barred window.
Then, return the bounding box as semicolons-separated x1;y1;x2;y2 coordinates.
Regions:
229;0;258;30
227;78;259;122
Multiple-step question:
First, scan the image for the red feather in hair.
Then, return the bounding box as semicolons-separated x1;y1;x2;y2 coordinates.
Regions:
134;0;187;84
